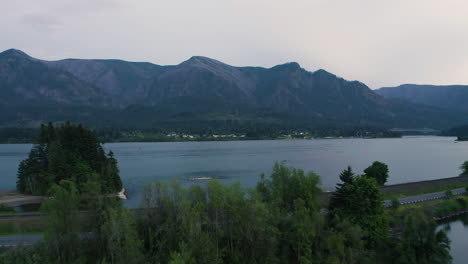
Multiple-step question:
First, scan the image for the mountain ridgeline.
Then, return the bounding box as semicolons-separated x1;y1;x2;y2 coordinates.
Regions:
377;84;468;112
1;48;468;131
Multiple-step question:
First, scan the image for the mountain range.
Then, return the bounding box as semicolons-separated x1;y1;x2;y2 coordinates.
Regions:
1;48;467;130
376;84;468;112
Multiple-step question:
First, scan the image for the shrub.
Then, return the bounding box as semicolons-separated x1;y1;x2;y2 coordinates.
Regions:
0;204;15;214
391;198;400;209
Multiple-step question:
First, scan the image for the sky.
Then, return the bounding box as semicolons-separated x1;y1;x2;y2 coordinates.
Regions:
1;0;468;88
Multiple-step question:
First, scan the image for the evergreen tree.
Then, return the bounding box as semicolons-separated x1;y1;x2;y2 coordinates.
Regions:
329;168;388;248
339;166;355;185
16;122;123;195
328;166;355;213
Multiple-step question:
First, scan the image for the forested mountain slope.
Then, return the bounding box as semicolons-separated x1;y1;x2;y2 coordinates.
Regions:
377;84;468;112
1;49;467;129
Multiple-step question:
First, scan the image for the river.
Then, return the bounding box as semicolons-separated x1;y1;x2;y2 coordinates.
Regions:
439;215;468;264
1;136;467;207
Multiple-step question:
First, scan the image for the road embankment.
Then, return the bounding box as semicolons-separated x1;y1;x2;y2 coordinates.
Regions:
0;191;45;207
380;176;468;195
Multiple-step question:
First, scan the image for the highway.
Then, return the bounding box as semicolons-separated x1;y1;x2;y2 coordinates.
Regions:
383;187;466;207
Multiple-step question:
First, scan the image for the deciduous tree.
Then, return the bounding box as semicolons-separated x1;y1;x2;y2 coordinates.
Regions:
364;161;389;186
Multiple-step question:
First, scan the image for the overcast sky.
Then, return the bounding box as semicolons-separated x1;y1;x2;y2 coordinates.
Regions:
1;0;468;88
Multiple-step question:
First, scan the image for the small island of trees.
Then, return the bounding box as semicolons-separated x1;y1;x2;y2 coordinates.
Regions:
16;122;122;195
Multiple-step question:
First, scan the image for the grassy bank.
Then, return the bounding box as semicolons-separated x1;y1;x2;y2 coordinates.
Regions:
388;194;468;223
381;178;468;200
0;218;46;235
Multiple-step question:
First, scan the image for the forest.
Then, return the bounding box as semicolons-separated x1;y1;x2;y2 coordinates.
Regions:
2;166;453;263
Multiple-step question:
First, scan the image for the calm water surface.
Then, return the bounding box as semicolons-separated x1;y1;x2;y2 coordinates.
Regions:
1;136;467;207
439;215;468;264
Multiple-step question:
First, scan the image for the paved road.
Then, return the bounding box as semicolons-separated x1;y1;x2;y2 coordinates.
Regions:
0;234;43;247
384;187;467;207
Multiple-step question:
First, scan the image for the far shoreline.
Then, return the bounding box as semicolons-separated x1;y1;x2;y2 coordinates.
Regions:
0;135;430;145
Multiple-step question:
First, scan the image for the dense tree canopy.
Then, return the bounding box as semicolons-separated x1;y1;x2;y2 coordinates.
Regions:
16;122;122;195
460;161;468;176
399;210;451;264
364;161;389;186
329;167;388;248
2;162;455;264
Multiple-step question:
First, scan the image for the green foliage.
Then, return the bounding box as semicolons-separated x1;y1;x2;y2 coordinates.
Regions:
0;204;15;213
100;204;144;264
139;180;278;263
338;166;354;185
40;180;82;263
1;163;457;263
395;210;452;264
444;189;453;198
434;196;468;217
329;168;388;248
16;122;122;195
2;180;144;263
364;161;389;186
0;243;50;264
391;198;401;209
257;164;371;263
256;162;321;213
136;163;373;264
168;243;195;264
328;166;355;212
460;161;468;176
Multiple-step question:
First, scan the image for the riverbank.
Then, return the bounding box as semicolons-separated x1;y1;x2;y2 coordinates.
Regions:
321;176;468;202
0;134;404;144
380;176;468;199
390;194;468;221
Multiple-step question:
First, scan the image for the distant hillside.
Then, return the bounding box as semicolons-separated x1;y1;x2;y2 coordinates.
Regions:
1;49;467;130
441;124;468;140
376;84;468;112
0;49;104;106
44;58;165;108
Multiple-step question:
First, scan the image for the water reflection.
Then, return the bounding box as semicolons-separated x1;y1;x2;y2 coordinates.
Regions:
438;214;468;264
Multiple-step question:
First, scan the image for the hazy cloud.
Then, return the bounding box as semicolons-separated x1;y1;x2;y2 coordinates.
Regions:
21;13;63;31
1;0;468;88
